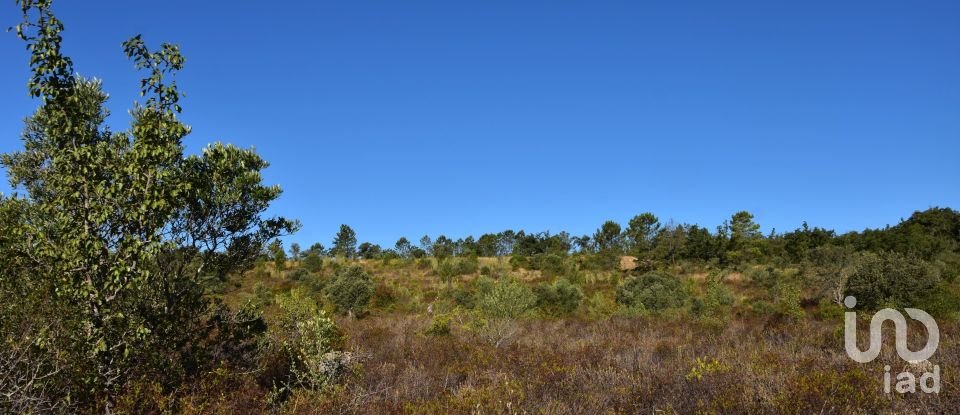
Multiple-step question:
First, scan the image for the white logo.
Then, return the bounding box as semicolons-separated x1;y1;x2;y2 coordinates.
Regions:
843;296;940;394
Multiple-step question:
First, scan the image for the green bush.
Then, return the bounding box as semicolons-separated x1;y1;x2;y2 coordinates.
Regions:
845;251;940;309
452;286;477;309
533;278;584;316
748;266;783;290
509;255;529;270
436;258;479;287
476;278;536;319
615;271;688;311
303;252;324;273
693;276;735;318
424;313;452;336
324;265;375;316
253;281;273;307
922;282;960;319
772;281;805;319
457;256;480;275
288;267;312;282
273;289;346;391
536;254;568;278
416;258;433;269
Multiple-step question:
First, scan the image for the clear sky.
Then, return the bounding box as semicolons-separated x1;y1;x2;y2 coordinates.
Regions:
1;0;958;248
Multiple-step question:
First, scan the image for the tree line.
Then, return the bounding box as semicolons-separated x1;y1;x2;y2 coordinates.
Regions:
283;208;960;277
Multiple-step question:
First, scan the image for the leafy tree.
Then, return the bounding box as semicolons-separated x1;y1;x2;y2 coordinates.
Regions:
497;230;517;257
324;265;374;317
572;234;593;253
303;252;324;273
269;240;287;272
476;233;500;257
331;224;357;259
726;211;762;264
783;222;836;263
432;235;455;262
357;242;381;259
652;222;687;264
0;1;297;408
308;242;326;256
290;242;302;261
394;237;412;258
593;220;623;253
625;212;660;255
683;225;719;261
419;235;432;256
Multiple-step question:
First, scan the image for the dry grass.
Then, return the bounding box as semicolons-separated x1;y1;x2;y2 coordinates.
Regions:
278;314;958;414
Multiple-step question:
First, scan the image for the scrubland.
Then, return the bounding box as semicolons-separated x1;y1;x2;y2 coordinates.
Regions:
123;257;957;415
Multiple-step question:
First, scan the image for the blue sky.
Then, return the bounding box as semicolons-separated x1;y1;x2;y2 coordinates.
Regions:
1;0;958;248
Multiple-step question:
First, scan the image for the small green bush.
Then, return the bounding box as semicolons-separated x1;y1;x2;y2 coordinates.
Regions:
536;254;568;278
424;313;452;336
476;278;536;319
692;276;735;319
273;289;346;391
533;278;584;316
452;286;476;309
303;252;324;273
324;265;374;316
748;266;782;290
253;281;273;307
509;255;529;270
288;267;312;282
615;271;688;312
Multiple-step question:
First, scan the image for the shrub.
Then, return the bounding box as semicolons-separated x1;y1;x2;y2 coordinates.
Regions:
253;282;273;307
747;266;782;290
424;314;452;336
273;289;347;391
536;254;568;278
772;281;805;319
370;282;397;309
456;256;480;275
436;258;480;288
324;265;375;316
685;357;731;381
416;258;433;270
303;252;323;273
615;271;688;311
451;286;476;309
476;278;537;319
508;255;529;270
288;267;312;282
692;276;735;319
845;251;940;309
533;278;584;316
206;301;268;372
921;282;960;319
586;292;618;316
